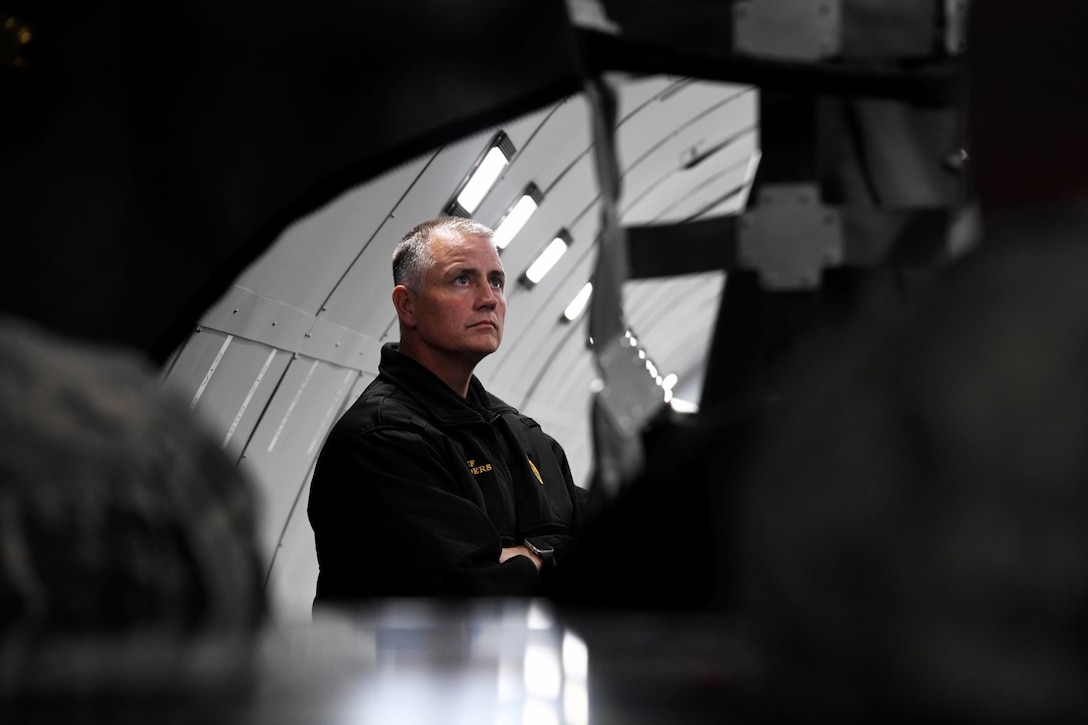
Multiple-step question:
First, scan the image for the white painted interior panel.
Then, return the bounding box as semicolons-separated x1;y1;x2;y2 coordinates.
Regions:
625;132;757;223
234;155;433;316
166;331;290;462
239;356;360;611
265;468;321;621
200;285;315;351
625;271;728;385
496;99;592;195
525;332;601;425
614;75;685;124
164;327;234;405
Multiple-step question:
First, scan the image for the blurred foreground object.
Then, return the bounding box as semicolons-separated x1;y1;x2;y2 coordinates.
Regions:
732;2;1088;721
737;217;1088;721
0;316;266;721
0;316;266;634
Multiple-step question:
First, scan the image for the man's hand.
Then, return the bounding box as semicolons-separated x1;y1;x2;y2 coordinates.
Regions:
500;545;542;571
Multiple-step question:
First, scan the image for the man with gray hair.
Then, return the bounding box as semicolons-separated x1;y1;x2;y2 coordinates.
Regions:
308;217;587;603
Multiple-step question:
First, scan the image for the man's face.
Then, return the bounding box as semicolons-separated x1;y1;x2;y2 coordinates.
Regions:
408;231;506;364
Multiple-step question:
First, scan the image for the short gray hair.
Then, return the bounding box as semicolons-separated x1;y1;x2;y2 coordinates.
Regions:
392;217;495;291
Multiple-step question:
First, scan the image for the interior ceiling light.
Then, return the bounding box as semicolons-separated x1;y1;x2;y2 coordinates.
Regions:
561;278;596;320
493;183;543;250
447;131;516;217
523;230;571;285
562;282;593;322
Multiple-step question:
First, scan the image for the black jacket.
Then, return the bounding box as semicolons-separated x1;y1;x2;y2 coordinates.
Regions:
308;344;586;602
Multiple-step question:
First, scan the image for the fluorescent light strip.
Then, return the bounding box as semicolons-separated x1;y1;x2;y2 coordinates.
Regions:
493;193;538;249
457;146;509;214
525;237;569;284
563;282;593;321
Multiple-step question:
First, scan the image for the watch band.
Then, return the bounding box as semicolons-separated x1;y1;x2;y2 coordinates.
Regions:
523;537;555;569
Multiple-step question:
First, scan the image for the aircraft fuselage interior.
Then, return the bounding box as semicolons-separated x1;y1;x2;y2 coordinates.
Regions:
5;1;1088;723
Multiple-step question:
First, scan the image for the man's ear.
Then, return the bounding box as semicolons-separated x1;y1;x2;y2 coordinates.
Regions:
392;285;416;328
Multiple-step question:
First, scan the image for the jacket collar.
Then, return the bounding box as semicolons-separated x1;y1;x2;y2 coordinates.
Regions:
379;343;515;424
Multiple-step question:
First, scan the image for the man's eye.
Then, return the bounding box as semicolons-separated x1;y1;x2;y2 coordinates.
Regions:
490;278;504;289
455;276;469;285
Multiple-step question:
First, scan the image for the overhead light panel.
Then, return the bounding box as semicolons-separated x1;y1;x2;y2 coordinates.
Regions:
562;282;593;322
523;230;571;286
493;183;543;250
447;131;516;217
457;147;507;213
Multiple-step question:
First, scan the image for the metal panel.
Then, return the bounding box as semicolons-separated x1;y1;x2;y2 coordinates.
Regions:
624;271;727;390
200;284;313;352
496;102;560;163
198;285;384;372
616;81;752;183
221;345;293;462
234;154;433;316
297;316;382;373
545;334;610;417
319;126;503;336
263;368;376;621
625;272;726;333
163;329;292;459
179;335;294;462
624;129;757;220
520;332;599;485
265;466;320;622
162;326;234;405
613;74;686;123
621;88;757;218
625;144;756;225
239;356;359;597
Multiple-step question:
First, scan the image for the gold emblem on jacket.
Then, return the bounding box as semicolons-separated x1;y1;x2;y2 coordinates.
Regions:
527;457;544;485
466;459;493;475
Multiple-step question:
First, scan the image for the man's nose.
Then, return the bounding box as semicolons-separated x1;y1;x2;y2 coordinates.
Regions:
477;284;499;308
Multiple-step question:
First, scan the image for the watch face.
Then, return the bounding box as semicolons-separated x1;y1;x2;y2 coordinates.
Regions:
526;539;553;556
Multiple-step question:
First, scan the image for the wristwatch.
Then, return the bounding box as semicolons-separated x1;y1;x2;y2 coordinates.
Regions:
523;538;555;569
